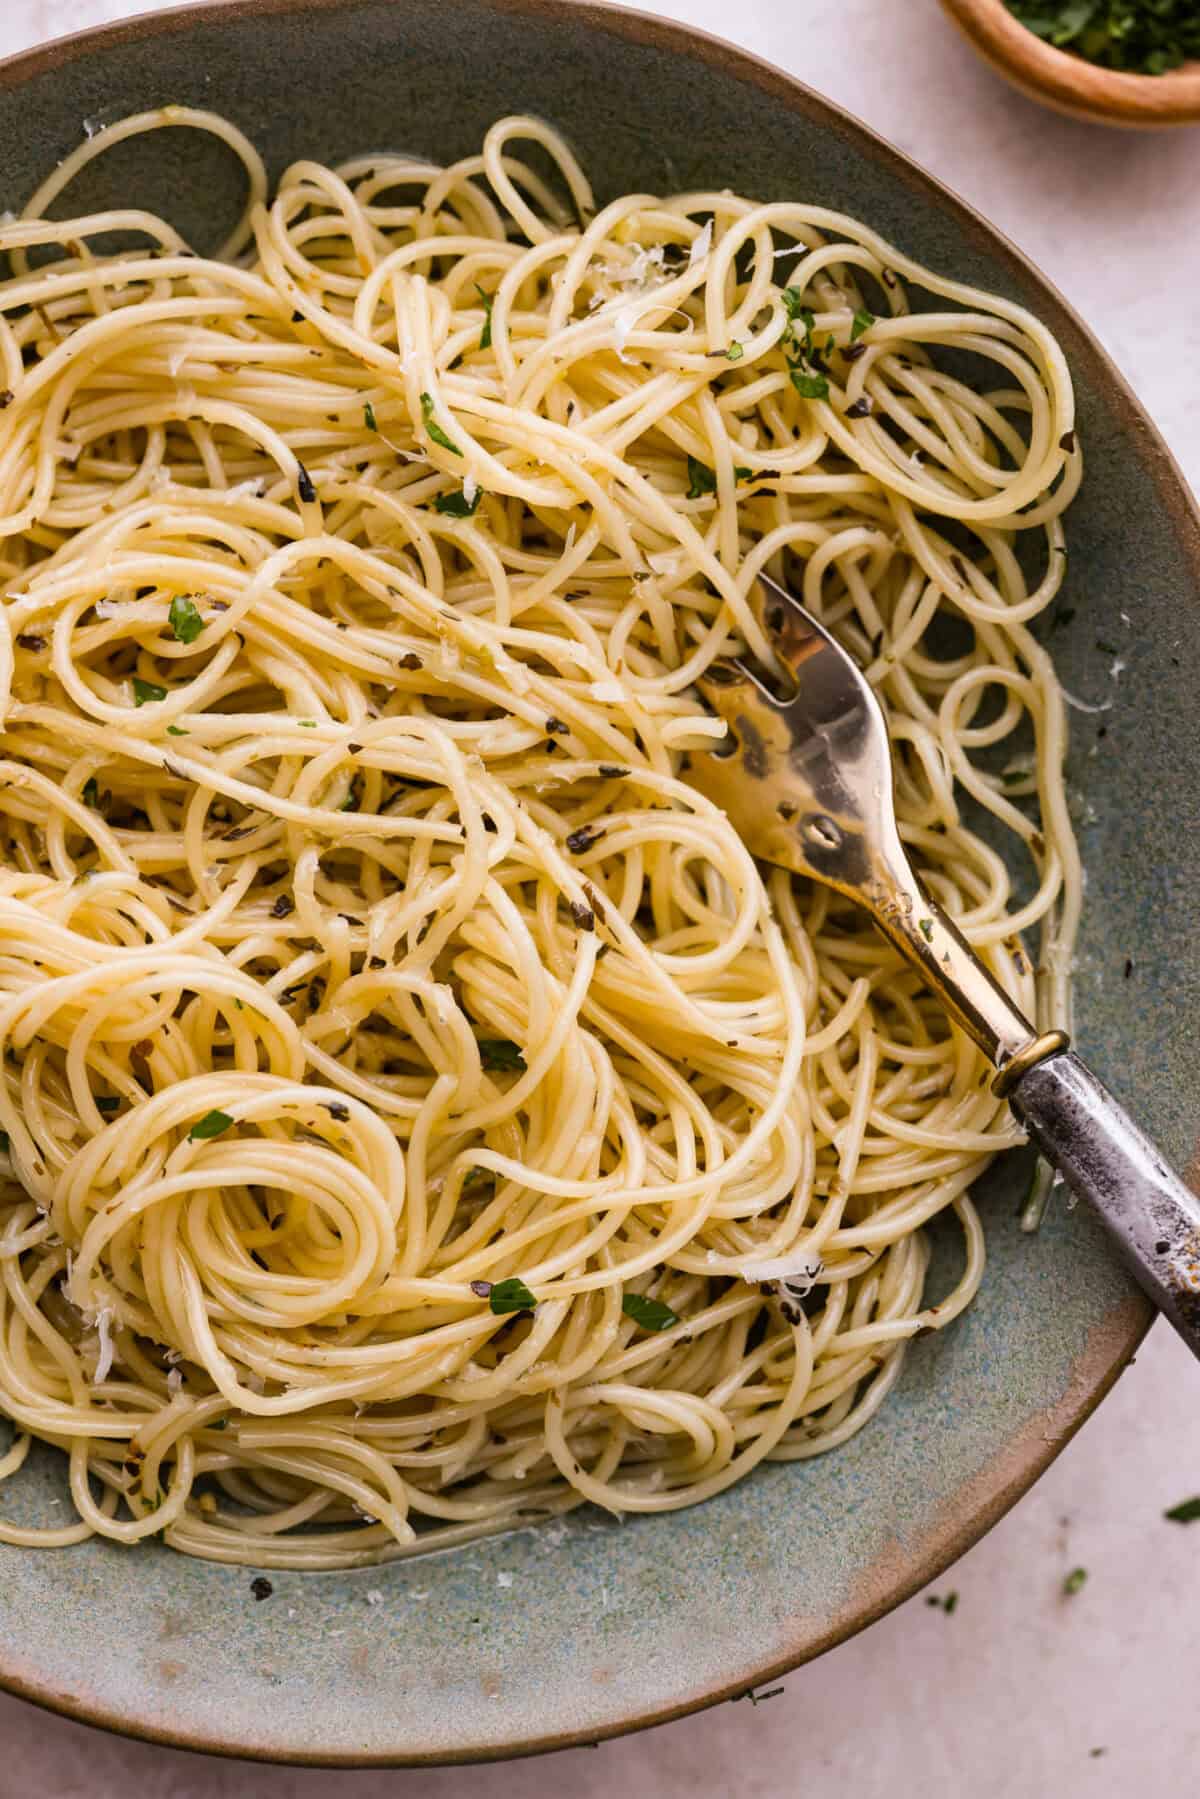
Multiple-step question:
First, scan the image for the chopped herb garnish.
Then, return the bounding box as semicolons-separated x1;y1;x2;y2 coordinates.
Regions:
419;391;462;456
339;776;361;812
474;283;494;350
917;918;934;943
478;1039;526;1072
82;777;99;808
925;1590;958;1613
432;484;482;518
791;369;829;401
780;290;815;360
168;594;204;645
686;456;755;499
1005;2;1200;75
726;341;744;362
732;1685;786;1707
850;307;875;342
687;455;716;499
489;1276;536;1315
166;724;188;736
622;1291;679;1332
364;400;378;431
1165;1496;1200;1523
189;1109;234;1141
132;677;167;706
1062;1566;1088;1596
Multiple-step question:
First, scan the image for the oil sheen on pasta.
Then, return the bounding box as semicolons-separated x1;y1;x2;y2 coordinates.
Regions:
0;110;1080;1567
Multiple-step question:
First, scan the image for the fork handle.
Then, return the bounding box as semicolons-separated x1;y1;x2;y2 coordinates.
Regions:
1011;1050;1200;1360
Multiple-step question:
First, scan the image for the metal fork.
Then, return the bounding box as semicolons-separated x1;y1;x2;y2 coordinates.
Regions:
686;570;1200;1361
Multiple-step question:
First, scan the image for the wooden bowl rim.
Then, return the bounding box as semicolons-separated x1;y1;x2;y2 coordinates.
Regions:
940;0;1200;124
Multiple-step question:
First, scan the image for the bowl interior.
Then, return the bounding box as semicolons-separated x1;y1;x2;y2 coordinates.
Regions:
0;0;1193;1766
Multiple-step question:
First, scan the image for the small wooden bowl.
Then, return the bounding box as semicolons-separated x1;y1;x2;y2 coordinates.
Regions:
939;0;1200;125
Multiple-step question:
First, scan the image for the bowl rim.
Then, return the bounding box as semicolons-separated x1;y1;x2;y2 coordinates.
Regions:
939;0;1200;125
0;0;1188;1769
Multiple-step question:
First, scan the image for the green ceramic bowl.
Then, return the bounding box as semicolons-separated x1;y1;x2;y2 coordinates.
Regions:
0;0;1194;1768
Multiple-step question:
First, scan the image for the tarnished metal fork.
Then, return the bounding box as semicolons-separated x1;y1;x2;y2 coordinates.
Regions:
685;570;1200;1361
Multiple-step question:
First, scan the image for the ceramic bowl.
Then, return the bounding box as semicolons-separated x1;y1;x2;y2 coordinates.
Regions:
939;0;1200;126
1;0;1197;1769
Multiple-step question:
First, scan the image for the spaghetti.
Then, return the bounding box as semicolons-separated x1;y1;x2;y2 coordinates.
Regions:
0;111;1080;1567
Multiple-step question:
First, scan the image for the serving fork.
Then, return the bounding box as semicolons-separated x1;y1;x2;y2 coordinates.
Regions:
686;571;1200;1361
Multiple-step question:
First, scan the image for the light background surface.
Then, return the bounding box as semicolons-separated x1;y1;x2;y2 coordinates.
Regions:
0;2;1197;1794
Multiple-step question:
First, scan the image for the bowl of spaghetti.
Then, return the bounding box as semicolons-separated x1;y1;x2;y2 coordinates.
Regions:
0;0;1194;1768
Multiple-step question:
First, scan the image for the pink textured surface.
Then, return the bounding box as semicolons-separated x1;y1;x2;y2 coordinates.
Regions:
1;2;1199;1793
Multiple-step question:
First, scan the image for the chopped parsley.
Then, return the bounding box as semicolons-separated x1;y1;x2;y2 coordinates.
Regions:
622;1291;679;1332
918;918;934;942
132;677;167;706
686;456;754;499
432;484;482;518
726;341;744;362
1005;2;1200;74
419;391;462;456
488;1276;536;1315
166;724;188;736
478;1039;526;1072
168;594;204;645
474;282;494;350
780;289;815;359
82;777;100;807
1165;1496;1200;1523
850;307;876;342
339;776;361;812
926;1591;958;1613
1062;1566;1088;1596
732;1685;785;1706
790;369;829;401
364;400;378;431
189;1109;234;1141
